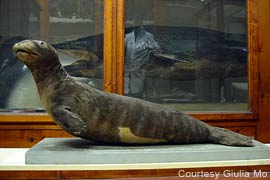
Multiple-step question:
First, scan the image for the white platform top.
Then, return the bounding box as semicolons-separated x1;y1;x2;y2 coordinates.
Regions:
1;147;270;171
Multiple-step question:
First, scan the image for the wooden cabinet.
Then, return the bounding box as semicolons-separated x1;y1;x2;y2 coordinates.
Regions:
0;0;270;147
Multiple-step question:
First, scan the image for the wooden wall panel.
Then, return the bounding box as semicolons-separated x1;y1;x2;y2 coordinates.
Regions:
248;0;259;115
0;127;73;148
1;165;270;180
59;170;159;179
257;0;270;142
37;0;49;41
104;0;125;94
0;171;58;180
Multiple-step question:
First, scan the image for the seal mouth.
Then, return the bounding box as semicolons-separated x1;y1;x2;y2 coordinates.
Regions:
14;49;39;56
16;49;30;54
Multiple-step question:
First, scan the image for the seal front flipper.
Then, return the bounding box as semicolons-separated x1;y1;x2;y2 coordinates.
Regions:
51;105;88;138
209;127;254;146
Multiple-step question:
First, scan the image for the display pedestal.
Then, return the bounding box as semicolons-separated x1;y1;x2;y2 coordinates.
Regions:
25;138;270;164
1;141;270;179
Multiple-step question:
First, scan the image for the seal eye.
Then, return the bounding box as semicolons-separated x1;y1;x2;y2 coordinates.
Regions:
40;41;44;45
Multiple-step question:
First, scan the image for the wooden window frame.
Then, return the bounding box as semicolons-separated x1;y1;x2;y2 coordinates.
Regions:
0;0;270;143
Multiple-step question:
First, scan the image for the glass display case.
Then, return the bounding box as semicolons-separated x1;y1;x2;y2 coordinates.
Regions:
124;0;248;111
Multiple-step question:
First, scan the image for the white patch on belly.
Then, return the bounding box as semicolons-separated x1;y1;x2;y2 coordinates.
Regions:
118;127;166;144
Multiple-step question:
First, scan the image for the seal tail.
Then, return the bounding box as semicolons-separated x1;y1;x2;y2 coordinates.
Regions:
209;127;254;146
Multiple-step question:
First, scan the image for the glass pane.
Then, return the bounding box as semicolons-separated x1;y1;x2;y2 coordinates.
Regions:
0;0;104;110
125;0;248;111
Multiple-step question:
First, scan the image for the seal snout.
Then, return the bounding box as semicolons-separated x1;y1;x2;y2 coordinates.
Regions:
13;41;30;55
13;46;29;54
12;40;40;57
12;42;21;54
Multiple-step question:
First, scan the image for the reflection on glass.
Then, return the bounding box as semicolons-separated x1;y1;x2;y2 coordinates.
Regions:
125;0;248;111
0;0;104;110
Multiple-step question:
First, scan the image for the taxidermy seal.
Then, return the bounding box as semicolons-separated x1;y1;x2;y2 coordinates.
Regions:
13;40;253;146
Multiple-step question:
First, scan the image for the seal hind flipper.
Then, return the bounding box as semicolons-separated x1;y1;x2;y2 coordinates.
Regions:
51;105;88;137
209;127;254;146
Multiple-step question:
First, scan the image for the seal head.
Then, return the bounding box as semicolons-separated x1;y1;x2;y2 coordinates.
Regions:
13;40;58;66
